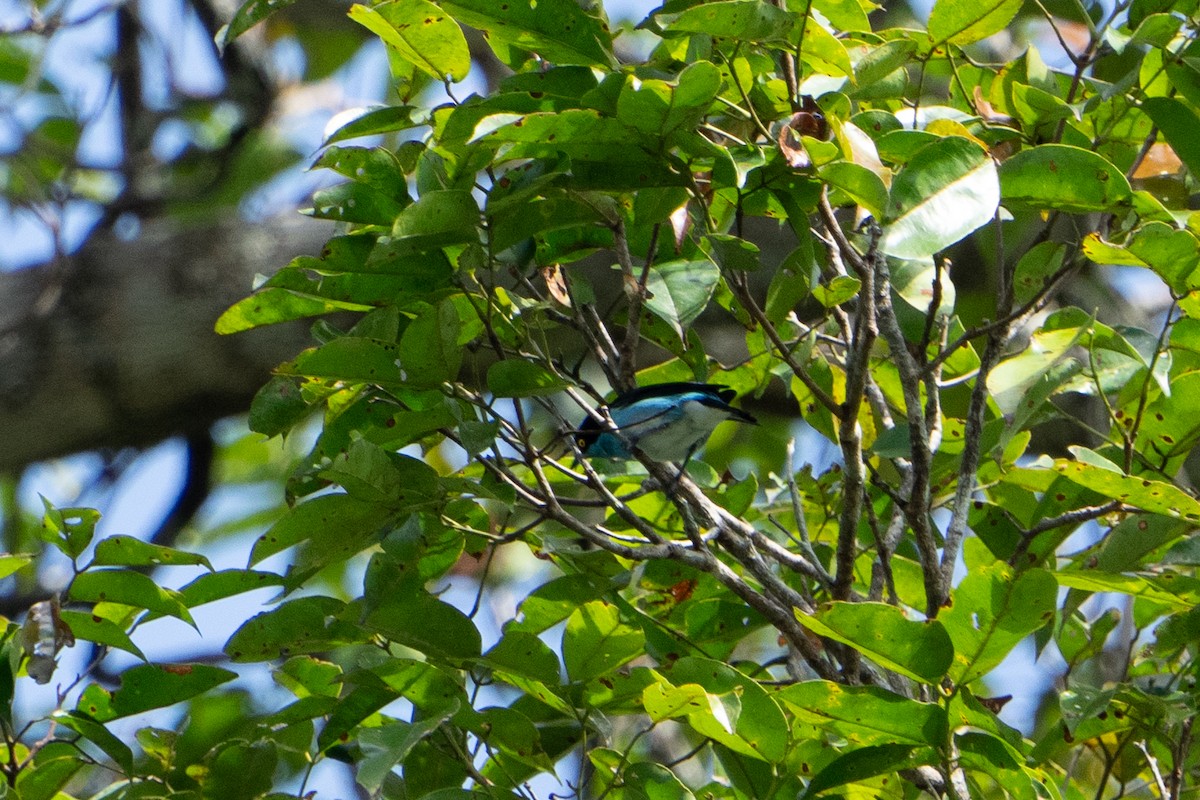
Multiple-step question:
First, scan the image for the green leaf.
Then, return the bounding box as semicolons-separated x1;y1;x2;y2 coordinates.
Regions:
999;144;1132;212
356;712;459;792
216;287;372;333
623;762;697;800
1013;242;1066;305
92;535;213;570
70;570;194;626
281;337;403;384
508;574;613;634
58;611;146;661
987;323;1086;416
811;275;863;308
662;657;789;763
203;741;278;800
52;711;134;773
1082;223;1200;294
482;631;562;684
438;0;617;68
176;569;286;609
226;596;363;661
316;682;398;752
487;360;570;397
39;499;98;560
1011;82;1073;129
851;39;917;87
251;493;393;565
644;258;721;338
0;554;34;581
349;1;470;82
663;1;795;44
399;299;463;386
1055;570;1195;612
307;180;409;224
820;161;888;220
801;744;932;798
364;593;483;661
76;664;237;722
642;681;718;724
928;0;1023;45
774;680;948;746
315;146;410;200
616;61;722;137
325;105;421;144
474;109;652;166
799;18;853;78
322;441;440;506
1142;96;1200;181
940;564;1057;684
881;137;999;259
217;0;299;51
794;602;953;684
562;600;645;683
248;376;310;436
16;741;85;800
1049;459;1200;522
390;189;480;251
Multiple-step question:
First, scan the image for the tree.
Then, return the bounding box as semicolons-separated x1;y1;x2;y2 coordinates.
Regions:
5;1;1200;799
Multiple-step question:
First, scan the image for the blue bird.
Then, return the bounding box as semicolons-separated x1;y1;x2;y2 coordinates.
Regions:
576;382;757;464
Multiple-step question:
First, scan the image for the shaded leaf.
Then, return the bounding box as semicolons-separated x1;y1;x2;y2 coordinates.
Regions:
644;258;721;338
218;0;299;50
487;360;570;397
70;570;194;626
226;596;364;661
364;593;483;661
801;744;933;798
93;536;213;570
52;711;134;773
1142;97;1200;182
76;664;237;722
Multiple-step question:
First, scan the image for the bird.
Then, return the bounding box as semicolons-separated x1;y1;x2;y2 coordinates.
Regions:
576;382;757;465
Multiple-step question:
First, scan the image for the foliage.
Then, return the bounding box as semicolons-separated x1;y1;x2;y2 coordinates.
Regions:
5;0;1200;799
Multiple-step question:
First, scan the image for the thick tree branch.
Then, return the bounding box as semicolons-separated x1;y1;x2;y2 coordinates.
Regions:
0;216;332;472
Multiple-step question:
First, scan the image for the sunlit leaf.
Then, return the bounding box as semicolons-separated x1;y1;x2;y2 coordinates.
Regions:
999;144;1132;212
776;680;947;746
562;601;645;683
439;0;617;68
795;602;953;684
940;564;1057;684
928;0;1023;45
881;137;999;258
349;2;470;82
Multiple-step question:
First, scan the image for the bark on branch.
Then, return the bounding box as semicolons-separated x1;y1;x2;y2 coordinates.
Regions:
0;215;331;472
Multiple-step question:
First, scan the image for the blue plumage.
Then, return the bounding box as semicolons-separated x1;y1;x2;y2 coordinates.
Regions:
577;382;757;462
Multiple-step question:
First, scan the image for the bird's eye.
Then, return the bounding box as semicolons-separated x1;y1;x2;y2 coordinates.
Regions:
576;437;586;449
